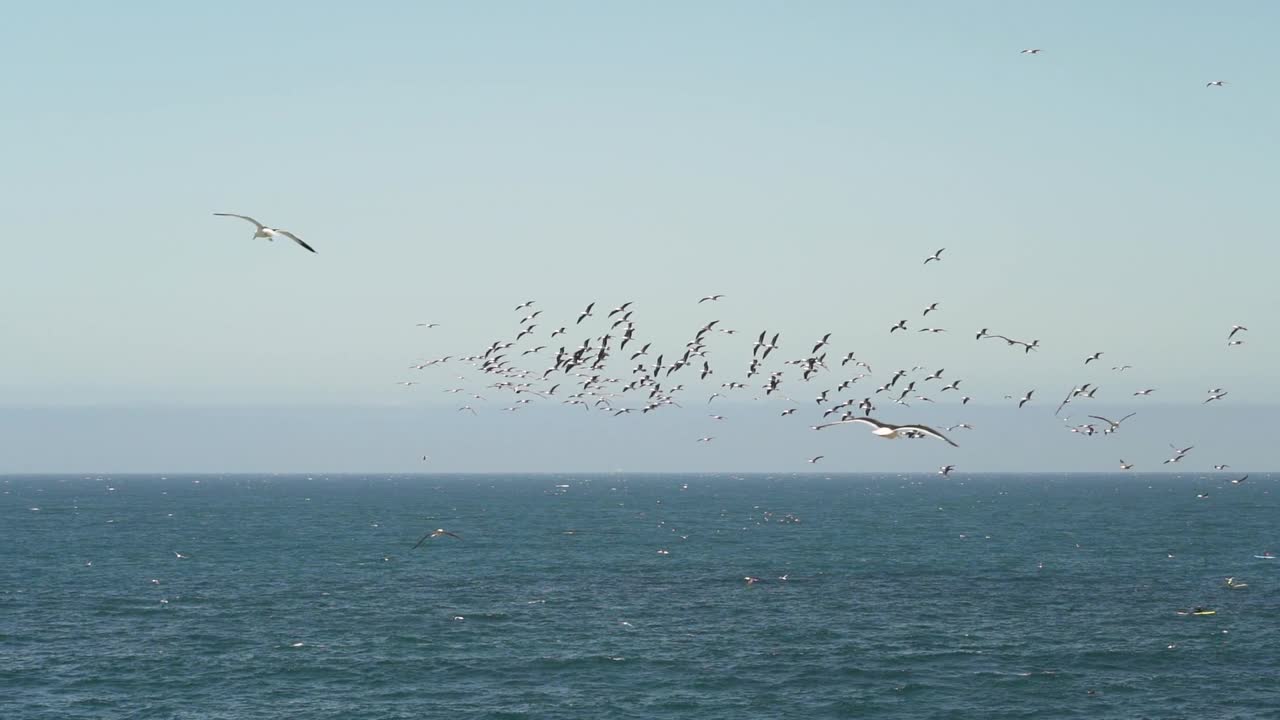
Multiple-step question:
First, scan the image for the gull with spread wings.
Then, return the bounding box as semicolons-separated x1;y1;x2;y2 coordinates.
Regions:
213;213;317;253
812;416;958;447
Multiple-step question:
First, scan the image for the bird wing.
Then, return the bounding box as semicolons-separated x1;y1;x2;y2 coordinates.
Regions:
1087;415;1116;427
898;424;959;447
213;212;265;229
1117;412;1136;424
814;417;883;431
412;531;434;549
439;530;463;540
278;230;317;253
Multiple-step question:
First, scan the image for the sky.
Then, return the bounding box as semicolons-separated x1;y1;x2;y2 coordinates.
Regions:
2;2;1277;472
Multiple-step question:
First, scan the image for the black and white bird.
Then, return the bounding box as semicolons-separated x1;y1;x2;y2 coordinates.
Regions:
890;320;908;333
1018;390;1034;408
412;528;462;549
922;302;939;316
807;456;824;464
698;294;725;303
577;303;595;324
1119;460;1134;470
1020;48;1043;54
213;213;316;253
1206;80;1227;87
812;416;958;447
938;465;955;477
1228;324;1248;340
1088;412;1136;433
923;248;945;265
1085;352;1103;365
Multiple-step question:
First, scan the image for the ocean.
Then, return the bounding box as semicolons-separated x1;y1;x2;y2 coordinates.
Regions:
2;473;1276;719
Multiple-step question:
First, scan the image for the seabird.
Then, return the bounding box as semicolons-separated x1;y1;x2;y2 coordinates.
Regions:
1228;324;1247;339
1119;460;1134;470
1206;80;1227;87
1231;475;1248;485
938;465;955;476
698;294;725;303
1018;390;1034;408
1020;48;1043;54
812;416;958;447
1088;412;1136;432
1084;352;1103;364
807;456;824;464
412;528;462;549
212;213;316;253
923;248;945;265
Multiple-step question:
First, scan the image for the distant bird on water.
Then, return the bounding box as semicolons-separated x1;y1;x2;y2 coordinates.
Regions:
412;528;462;549
213;213;316;253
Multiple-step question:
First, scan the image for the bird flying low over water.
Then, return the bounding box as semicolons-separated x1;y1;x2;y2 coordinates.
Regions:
412;528;462;549
213;213;316;253
812;416;958;447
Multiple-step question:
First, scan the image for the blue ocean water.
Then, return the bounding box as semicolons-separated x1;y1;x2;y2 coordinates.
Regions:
2;473;1276;719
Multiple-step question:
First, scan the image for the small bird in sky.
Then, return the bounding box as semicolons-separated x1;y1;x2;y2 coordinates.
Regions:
1018;390;1034;408
923;248;945;264
213;213;316;253
1020;48;1043;54
1084;352;1103;364
1206;80;1227;87
1119;460;1134;470
938;465;955;477
698;294;725;303
1228;324;1247;339
807;456;824;464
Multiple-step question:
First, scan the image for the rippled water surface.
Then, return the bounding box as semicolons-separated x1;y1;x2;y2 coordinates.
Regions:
2;473;1276;719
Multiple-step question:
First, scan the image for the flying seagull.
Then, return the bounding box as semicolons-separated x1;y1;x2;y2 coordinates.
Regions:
1228;324;1248;340
923;248;945;265
812;416;958;447
1020;48;1043;54
698;294;725;303
1088;412;1136;432
1206;80;1227;87
212;213;316;253
412;528;462;549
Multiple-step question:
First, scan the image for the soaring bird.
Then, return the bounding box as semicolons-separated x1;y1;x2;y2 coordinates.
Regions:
213;213;316;253
1020;48;1043;54
1228;324;1248;340
812;416;958;447
698;294;725;303
1206;80;1227;87
1018;390;1034;408
412;528;462;549
923;248;945;265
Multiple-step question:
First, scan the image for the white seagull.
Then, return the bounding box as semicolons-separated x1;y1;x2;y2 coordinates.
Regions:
1020;48;1043;54
1206;80;1227;87
923;248;945;265
213;213;316;253
698;294;725;303
812;416;958;447
412;528;462;549
1228;324;1248;340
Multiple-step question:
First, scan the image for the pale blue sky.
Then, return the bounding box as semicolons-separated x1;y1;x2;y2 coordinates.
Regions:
2;2;1277;471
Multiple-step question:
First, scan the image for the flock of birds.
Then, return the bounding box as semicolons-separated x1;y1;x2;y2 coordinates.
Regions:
211;55;1256;588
